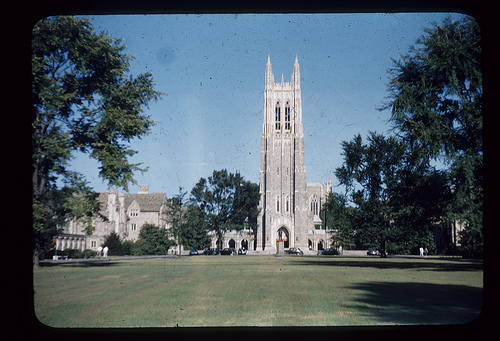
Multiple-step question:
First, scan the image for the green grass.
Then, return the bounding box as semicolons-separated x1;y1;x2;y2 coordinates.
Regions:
33;256;483;327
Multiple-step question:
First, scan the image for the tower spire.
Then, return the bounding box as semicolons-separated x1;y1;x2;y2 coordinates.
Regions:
265;55;274;88
292;55;300;87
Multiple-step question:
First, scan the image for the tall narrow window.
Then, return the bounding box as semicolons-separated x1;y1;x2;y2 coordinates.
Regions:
285;102;291;130
310;195;319;215
275;102;281;131
276;196;280;212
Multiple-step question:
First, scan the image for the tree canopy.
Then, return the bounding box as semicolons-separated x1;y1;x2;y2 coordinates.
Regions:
385;16;482;257
190;169;259;253
134;224;173;255
332;16;482;257
32;16;162;268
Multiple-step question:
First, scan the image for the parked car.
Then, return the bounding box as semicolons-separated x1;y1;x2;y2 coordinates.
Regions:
203;248;216;255
367;248;378;256
320;248;340;256
189;248;198;255
285;247;303;255
220;248;233;255
238;247;247;255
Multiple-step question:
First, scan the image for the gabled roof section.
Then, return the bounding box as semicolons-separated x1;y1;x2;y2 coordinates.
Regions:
95;191;167;213
124;192;166;212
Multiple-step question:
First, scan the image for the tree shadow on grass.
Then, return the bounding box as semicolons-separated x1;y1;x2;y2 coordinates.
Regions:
344;281;483;325
293;257;483;272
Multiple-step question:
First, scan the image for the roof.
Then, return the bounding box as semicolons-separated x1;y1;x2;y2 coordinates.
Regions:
124;193;166;212
96;191;167;213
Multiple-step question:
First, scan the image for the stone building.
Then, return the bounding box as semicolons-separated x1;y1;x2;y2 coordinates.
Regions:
55;185;167;251
57;57;333;254
255;56;332;252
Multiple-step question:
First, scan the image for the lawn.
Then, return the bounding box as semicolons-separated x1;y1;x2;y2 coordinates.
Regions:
33;255;483;327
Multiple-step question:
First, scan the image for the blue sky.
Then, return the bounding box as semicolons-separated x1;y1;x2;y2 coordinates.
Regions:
70;13;466;197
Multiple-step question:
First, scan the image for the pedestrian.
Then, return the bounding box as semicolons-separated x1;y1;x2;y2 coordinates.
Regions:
425;247;428;256
97;246;103;258
103;246;109;258
419;246;424;257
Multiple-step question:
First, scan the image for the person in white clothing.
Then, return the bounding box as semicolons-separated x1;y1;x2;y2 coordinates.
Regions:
103;246;109;258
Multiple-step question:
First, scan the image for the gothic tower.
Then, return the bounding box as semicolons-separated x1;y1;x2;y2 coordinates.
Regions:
256;55;311;251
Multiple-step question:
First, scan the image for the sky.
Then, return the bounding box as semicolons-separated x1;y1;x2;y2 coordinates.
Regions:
68;12;466;197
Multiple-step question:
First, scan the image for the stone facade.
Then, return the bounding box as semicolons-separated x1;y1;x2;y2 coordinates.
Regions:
255;56;332;252
208;229;255;251
57;57;333;254
56;185;168;251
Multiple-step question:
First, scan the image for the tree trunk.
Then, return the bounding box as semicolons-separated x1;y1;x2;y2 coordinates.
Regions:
380;239;387;258
33;230;40;270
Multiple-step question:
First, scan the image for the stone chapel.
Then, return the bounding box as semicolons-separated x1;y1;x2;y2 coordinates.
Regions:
255;56;332;252
55;56;333;255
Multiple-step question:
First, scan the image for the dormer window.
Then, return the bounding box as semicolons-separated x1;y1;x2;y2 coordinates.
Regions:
130;208;139;217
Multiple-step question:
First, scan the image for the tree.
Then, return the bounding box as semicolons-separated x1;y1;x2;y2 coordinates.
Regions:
164;187;188;255
181;205;212;250
134;224;173;255
102;231;123;256
190;170;258;254
324;192;356;253
231;180;260;231
335;132;407;256
336;131;452;255
384;16;482;257
32;16;162;268
164;187;213;252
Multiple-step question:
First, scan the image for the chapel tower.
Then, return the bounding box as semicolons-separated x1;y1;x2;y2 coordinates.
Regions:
256;55;312;251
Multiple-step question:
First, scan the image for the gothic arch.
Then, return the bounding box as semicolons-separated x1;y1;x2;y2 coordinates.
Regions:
277;226;290;248
318;239;325;251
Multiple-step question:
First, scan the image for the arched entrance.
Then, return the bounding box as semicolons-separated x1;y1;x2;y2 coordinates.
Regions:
318;239;325;251
229;239;236;249
308;239;313;250
276;227;289;248
241;240;248;250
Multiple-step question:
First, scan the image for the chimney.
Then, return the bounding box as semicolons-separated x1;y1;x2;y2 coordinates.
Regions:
138;185;149;194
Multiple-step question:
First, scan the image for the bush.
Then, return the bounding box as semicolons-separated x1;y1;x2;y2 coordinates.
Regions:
103;231;124;256
47;248;97;259
121;240;135;255
135;224;174;255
